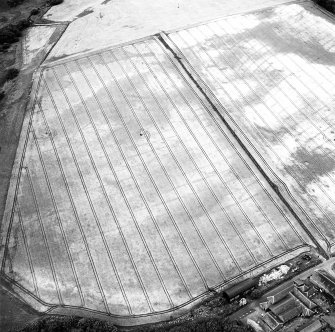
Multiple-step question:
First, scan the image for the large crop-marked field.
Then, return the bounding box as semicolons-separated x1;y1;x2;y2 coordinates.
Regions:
166;1;335;253
1;33;311;323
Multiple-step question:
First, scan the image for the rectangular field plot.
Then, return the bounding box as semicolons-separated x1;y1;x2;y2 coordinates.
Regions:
0;37;311;320
166;1;335;252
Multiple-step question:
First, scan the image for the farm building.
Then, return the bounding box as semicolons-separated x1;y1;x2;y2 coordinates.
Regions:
311;271;335;298
260;312;283;332
293;287;317;309
322;315;335;330
303;287;317;299
295;278;317;298
258;276;321;329
266;282;294;305
295;279;305;288
295;278;309;292
298;320;322;332
299;303;315;317
291;296;315;317
259;298;271;311
222;278;259;301
278;305;302;323
269;296;296;316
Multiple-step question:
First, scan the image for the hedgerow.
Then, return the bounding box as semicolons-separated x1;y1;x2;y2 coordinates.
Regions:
16;315;253;332
0;20;30;44
5;68;19;81
315;0;335;13
48;0;63;6
7;0;25;8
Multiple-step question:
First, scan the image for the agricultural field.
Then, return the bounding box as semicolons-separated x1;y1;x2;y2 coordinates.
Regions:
165;1;335;253
0;35;312;324
2;0;335;329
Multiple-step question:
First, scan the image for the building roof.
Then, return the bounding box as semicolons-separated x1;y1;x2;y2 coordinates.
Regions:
278;305;302;323
259;299;271;311
258;318;274;332
303;286;316;298
223;278;259;300
293;287;317;309
319;271;335;295
298;319;322;332
311;271;335;297
295;278;305;287
267;282;294;305
298;284;309;292
269;295;296;316
262;312;282;331
322;315;335;329
301;306;314;317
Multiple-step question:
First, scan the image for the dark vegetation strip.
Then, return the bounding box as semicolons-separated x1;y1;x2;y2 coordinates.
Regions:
315;0;335;13
0;0;63;46
6;0;63;8
0;0;64;100
14;314;253;332
0;18;30;55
